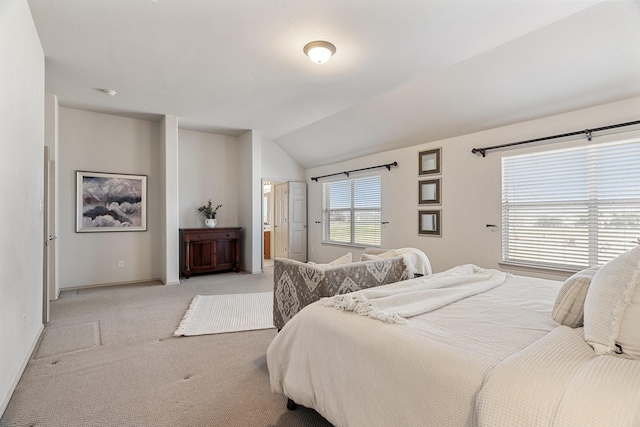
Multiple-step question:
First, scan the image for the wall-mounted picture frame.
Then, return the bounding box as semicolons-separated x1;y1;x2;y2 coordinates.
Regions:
76;171;147;232
418;209;441;236
418;178;441;205
418;148;441;175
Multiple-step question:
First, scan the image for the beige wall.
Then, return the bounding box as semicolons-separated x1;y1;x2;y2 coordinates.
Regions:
306;96;640;281
0;0;45;415
58;108;162;288
56;121;300;284
178;129;239;229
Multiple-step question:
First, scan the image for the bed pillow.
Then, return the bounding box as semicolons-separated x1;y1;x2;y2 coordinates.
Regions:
359;253;378;262
360;250;395;262
329;252;352;266
309;252;352;268
552;266;599;328
617;270;640;359
583;245;640;357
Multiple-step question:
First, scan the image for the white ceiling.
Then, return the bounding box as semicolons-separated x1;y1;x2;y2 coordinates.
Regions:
27;0;640;168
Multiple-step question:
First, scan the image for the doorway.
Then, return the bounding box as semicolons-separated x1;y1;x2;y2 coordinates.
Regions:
262;180;275;268
262;179;307;270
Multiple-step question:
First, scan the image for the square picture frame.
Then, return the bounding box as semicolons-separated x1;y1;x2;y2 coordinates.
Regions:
418;178;441;205
418;148;441;175
418;209;441;236
76;171;147;232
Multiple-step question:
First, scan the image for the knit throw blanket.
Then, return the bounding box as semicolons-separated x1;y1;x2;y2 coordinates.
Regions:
323;264;507;324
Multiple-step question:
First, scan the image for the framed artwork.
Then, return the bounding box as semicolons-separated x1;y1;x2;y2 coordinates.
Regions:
76;171;147;232
419;178;441;205
418;148;441;175
418;210;441;236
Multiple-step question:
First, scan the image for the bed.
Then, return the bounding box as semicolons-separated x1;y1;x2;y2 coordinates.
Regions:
267;251;640;427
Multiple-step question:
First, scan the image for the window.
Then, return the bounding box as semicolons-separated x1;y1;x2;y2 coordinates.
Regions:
322;175;381;247
502;137;640;270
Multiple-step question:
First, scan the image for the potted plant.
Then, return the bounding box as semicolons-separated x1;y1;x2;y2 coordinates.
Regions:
198;200;222;228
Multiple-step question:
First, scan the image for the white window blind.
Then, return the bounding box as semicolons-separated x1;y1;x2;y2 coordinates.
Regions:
502;138;640;270
322;175;381;247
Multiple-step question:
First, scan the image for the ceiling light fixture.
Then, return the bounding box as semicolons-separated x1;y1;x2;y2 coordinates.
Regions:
303;41;336;64
103;89;117;96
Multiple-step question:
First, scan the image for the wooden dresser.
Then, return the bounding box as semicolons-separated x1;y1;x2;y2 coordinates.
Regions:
180;227;241;278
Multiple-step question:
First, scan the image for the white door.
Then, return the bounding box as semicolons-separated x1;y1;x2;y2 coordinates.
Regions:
274;183;289;258
288;182;307;262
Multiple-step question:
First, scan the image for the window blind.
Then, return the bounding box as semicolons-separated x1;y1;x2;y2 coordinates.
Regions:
322;175;381;247
502;138;640;270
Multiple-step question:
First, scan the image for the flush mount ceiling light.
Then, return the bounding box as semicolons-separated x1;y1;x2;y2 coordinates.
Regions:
303;41;336;64
102;89;117;96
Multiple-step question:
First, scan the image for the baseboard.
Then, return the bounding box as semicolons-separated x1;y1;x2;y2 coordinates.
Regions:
61;277;163;292
0;323;44;418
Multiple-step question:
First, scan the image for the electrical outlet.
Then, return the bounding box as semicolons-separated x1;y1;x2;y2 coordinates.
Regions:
22;313;26;330
118;260;125;268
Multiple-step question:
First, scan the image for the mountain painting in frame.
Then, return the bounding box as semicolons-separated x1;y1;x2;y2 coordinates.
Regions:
76;171;147;232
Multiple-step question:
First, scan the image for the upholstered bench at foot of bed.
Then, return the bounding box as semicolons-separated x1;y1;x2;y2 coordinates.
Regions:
273;254;412;330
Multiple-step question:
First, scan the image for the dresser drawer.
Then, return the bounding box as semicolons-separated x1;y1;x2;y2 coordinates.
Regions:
213;230;239;240
184;230;239;240
184;231;217;242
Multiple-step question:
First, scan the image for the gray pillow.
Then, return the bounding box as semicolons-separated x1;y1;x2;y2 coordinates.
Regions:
552;266;600;328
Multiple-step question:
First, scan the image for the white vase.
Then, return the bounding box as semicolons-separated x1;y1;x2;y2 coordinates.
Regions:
205;218;217;228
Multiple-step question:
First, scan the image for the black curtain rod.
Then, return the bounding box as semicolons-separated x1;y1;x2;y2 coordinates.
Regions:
311;162;398;182
471;120;640;157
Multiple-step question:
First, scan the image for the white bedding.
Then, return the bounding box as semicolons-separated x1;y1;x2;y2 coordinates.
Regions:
268;272;640;426
477;325;640;426
267;274;560;427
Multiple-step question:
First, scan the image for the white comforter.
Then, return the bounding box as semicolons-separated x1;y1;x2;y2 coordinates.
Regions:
268;274;558;426
267;273;640;427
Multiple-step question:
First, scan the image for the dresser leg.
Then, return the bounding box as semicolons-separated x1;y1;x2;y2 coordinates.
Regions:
184;240;191;279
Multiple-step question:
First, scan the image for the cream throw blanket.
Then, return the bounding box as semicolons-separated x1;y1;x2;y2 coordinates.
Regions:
323;264;507;324
362;247;433;276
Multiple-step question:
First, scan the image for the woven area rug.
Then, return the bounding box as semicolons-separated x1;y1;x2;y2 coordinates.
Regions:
174;292;275;336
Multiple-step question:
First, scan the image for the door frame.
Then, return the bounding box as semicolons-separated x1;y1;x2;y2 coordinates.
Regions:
262;178;289;271
43;147;51;323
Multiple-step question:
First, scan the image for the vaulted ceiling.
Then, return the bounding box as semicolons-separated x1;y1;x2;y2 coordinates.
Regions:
27;0;640;168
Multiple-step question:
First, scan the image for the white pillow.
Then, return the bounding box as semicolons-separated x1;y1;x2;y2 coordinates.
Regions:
584;246;640;357
309;252;352;268
359;253;379;262
617;275;640;359
552;266;599;328
360;250;395;262
329;252;352;266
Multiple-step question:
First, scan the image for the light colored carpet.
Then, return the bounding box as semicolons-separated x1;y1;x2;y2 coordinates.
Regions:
1;269;333;427
35;321;100;359
174;292;275;336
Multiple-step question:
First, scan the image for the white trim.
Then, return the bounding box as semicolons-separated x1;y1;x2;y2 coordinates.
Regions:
61;277;162;292
498;261;577;278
